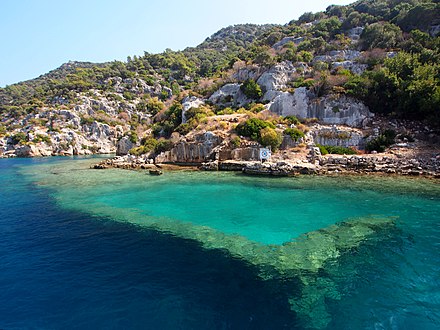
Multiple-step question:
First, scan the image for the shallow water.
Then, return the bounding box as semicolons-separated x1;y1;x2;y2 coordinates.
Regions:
1;156;440;329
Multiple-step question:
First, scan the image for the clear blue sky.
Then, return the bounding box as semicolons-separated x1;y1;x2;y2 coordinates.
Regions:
0;0;353;87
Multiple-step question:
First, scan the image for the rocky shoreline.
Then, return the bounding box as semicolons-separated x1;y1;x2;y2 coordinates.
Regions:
91;152;440;179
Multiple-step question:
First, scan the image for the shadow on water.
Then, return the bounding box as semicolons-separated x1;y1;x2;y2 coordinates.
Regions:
0;174;301;329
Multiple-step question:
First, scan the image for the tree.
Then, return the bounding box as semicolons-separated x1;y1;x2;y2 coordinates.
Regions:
260;127;282;150
240;79;263;99
360;22;403;50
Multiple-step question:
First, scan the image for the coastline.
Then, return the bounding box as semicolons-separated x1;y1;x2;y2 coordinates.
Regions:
91;153;440;179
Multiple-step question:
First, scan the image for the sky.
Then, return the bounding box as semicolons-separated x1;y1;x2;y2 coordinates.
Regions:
0;0;354;87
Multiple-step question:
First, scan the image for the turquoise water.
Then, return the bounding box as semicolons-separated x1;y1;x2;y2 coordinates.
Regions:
2;156;440;329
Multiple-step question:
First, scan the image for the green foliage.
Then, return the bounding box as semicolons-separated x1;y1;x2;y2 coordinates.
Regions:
284;128;305;141
129;137;174;155
184;106;213;123
231;136;241;148
152;102;183;138
311;16;342;40
284;115;301;125
235;118;275;141
393;3;440;33
240;79;263;99
141;137;159;151
260;127;282;150
128;131;138;144
247;103;266;113
128;145;149;156
366;129;396;152
137;97;165;115
155;138;174;153
32;134;51;144
360;22;403;50
317;144;357;155
11;132;27;144
353;51;440;124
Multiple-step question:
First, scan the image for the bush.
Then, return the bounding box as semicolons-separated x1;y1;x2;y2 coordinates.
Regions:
231;136;241;148
128;131;138;143
32;134;52;144
284;128;305;141
260;127;282;151
240;79;263;99
284;115;301;125
317;144;357;155
11;132;27;144
129;146;149;156
236;118;275;141
365;129;396;152
155;139;174;153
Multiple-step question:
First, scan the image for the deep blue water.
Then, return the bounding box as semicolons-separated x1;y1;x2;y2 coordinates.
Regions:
1;156;440;329
0;157;300;329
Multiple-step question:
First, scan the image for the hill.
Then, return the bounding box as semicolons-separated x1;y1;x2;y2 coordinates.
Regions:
0;0;439;169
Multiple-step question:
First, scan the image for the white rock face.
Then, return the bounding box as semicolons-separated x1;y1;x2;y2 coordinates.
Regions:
267;88;311;118
314;50;361;64
208;83;249;107
232;67;260;82
348;27;364;40
155;132;222;163
181;96;205;123
267;89;373;127
331;61;368;75
308;95;373;127
257;61;296;96
430;25;440;37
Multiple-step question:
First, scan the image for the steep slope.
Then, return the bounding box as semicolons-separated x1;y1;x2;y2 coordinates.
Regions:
0;0;439;160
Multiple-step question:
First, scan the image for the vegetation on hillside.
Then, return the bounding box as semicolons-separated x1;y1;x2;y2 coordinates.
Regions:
0;0;439;152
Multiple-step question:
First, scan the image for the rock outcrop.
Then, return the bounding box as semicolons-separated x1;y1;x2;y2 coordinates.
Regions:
311;125;366;149
116;136;136;156
182;96;205;123
266;89;373;128
208;83;250;107
155;132;222;163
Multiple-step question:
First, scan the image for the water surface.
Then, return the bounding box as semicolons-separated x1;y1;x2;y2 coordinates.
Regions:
1;156;439;329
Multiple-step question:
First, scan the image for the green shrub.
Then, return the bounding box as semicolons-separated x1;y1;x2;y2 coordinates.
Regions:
317;144;357;155
284;115;301;125
365;129;396;152
123;91;135;100
129;146;149;156
231;136;241;148
236;118;275;141
11;132;27;144
240;79;263;99
284;128;305;141
155;139;174;153
128;131;138;143
32;134;52;144
260;127;282;151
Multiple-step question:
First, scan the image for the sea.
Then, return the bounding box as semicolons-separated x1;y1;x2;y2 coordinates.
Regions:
1;156;439;329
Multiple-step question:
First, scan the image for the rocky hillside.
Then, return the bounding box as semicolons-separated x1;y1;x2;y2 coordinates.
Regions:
0;0;439;162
